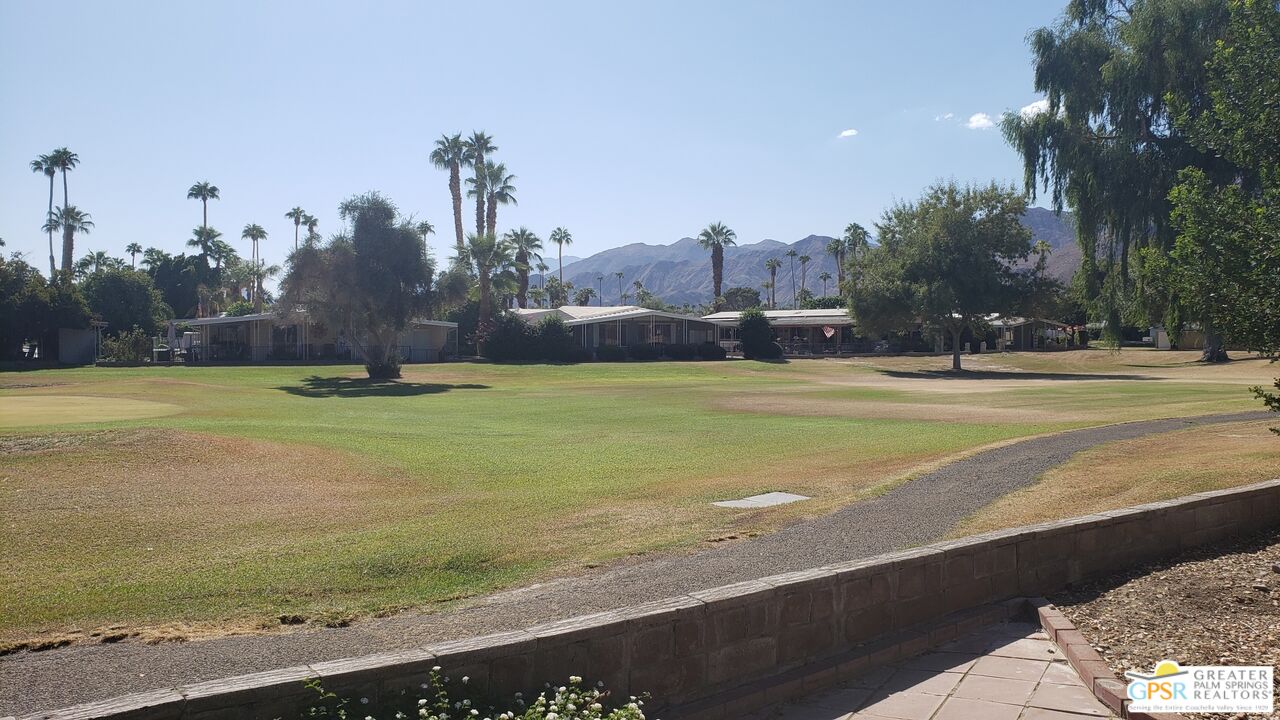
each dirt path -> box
[1,410,1268,716]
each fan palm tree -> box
[49,147,79,209]
[841,222,870,294]
[764,258,782,309]
[697,222,737,305]
[818,271,832,297]
[614,271,625,304]
[481,162,516,237]
[285,207,307,250]
[126,242,143,268]
[30,153,57,276]
[549,226,572,284]
[466,232,514,348]
[187,226,222,270]
[187,181,220,230]
[302,214,321,245]
[798,255,811,295]
[49,206,93,278]
[536,261,549,290]
[462,132,497,237]
[784,248,799,308]
[416,220,435,240]
[252,262,281,312]
[142,247,170,271]
[529,287,546,309]
[209,238,237,271]
[503,227,542,308]
[241,223,268,308]
[430,133,467,254]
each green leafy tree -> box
[739,307,781,359]
[697,222,737,308]
[722,286,762,311]
[1002,0,1234,357]
[573,287,596,306]
[82,268,173,335]
[278,192,434,378]
[850,181,1035,371]
[430,133,468,254]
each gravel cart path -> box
[2,411,1267,716]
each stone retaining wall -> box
[21,479,1280,720]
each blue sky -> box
[0,1,1063,279]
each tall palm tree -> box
[529,286,546,309]
[536,261,550,290]
[430,133,468,254]
[241,223,268,309]
[303,214,320,244]
[841,222,870,294]
[784,248,799,308]
[818,271,832,297]
[614,271,625,304]
[466,232,514,350]
[480,162,516,237]
[50,206,93,278]
[595,275,605,305]
[549,227,572,284]
[187,181,220,230]
[503,227,542,308]
[764,258,781,309]
[762,281,774,308]
[30,153,57,276]
[416,220,435,240]
[799,255,811,295]
[142,247,170,271]
[285,207,307,250]
[126,242,143,268]
[462,132,497,237]
[49,148,80,275]
[187,226,222,269]
[697,222,737,305]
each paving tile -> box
[804,688,875,712]
[775,703,853,720]
[936,635,992,653]
[899,651,978,674]
[986,622,1043,638]
[952,674,1037,705]
[878,668,963,696]
[1021,708,1113,720]
[932,697,1024,720]
[855,690,946,720]
[969,654,1049,681]
[1041,661,1085,686]
[847,665,895,689]
[1027,682,1110,716]
[986,637,1058,661]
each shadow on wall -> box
[276,376,491,398]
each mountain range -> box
[533,207,1079,307]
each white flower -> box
[419,699,428,706]
[461,675,469,684]
[470,711,478,717]
[569,675,582,684]
[432,665,442,672]
[591,703,603,711]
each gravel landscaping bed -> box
[1053,527,1280,720]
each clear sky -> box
[0,1,1064,280]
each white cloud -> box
[838,128,859,138]
[1019,99,1050,119]
[934,112,954,122]
[966,112,995,130]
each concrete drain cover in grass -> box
[712,492,810,509]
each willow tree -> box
[278,192,433,379]
[1002,0,1235,359]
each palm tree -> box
[841,222,870,294]
[549,227,572,284]
[126,242,143,268]
[762,281,774,307]
[209,238,237,271]
[417,220,435,240]
[285,207,307,250]
[462,132,497,237]
[614,271,625,304]
[799,255,812,295]
[74,250,115,280]
[697,222,737,306]
[430,133,468,254]
[187,181,220,230]
[50,206,93,278]
[479,162,516,237]
[303,214,320,245]
[574,287,597,306]
[818,271,832,297]
[764,258,781,309]
[503,227,542,308]
[30,153,57,276]
[241,223,268,309]
[142,247,170,271]
[187,226,222,269]
[784,248,799,308]
[49,148,80,275]
[595,275,605,305]
[536,261,550,290]
[465,232,514,350]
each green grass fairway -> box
[0,349,1272,645]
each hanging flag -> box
[823,325,836,338]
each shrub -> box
[563,346,594,363]
[595,345,627,362]
[481,314,536,362]
[534,315,578,361]
[628,343,661,361]
[697,341,727,360]
[99,326,151,363]
[303,670,648,720]
[664,343,696,360]
[225,300,255,317]
[739,307,783,359]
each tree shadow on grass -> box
[875,369,1156,382]
[276,375,490,398]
